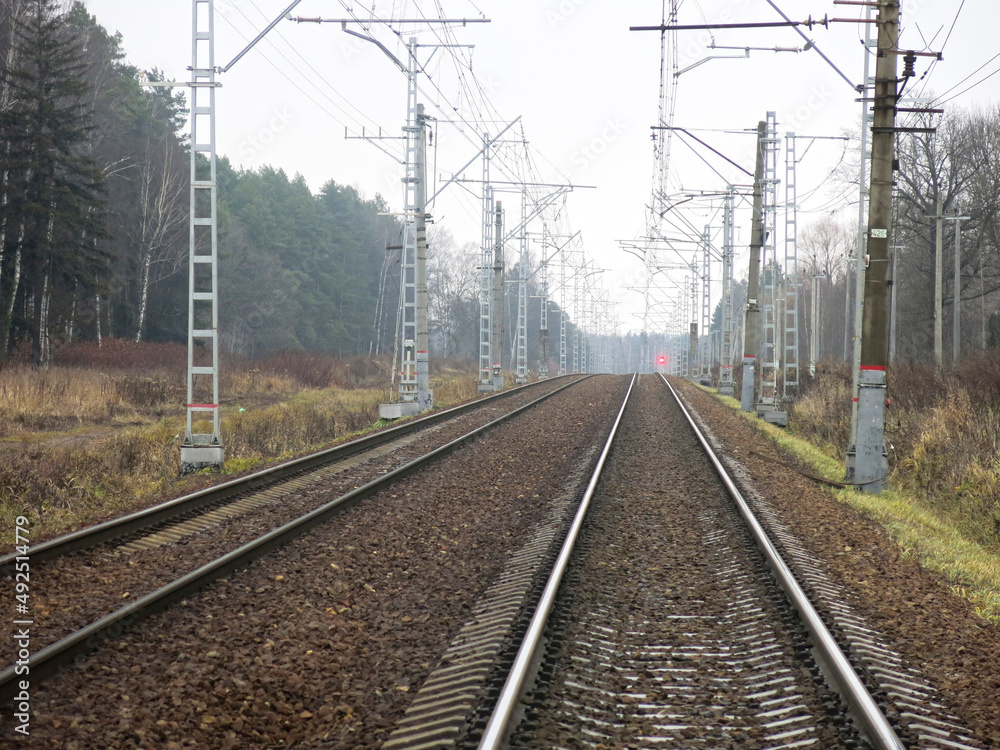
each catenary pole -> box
[947,213,970,362]
[933,193,945,370]
[178,0,308,470]
[854,0,899,493]
[741,122,767,412]
[181,0,224,473]
[844,1,876,480]
[492,202,504,390]
[718,186,736,396]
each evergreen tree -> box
[0,0,106,363]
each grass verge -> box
[0,357,483,551]
[712,388,1000,624]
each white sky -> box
[81,0,1000,332]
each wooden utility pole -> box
[854,0,899,492]
[741,121,767,412]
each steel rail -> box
[660,374,906,750]
[0,376,589,703]
[0,376,583,572]
[477,373,637,750]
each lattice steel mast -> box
[783,131,800,398]
[719,186,736,396]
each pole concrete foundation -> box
[741,356,756,412]
[854,367,888,491]
[181,445,225,475]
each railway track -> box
[6,374,991,749]
[0,375,588,701]
[0,375,581,571]
[384,374,984,750]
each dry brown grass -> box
[0,369,180,433]
[0,421,182,542]
[790,359,1000,550]
[0,345,481,548]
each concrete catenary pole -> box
[492,202,504,390]
[810,273,825,376]
[933,193,945,370]
[855,0,899,493]
[741,121,767,412]
[948,213,970,361]
[844,1,877,480]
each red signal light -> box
[656,355,667,366]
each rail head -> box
[0,374,592,704]
[0,374,589,570]
[659,374,906,750]
[477,373,637,750]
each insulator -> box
[902,51,916,78]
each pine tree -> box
[0,0,106,364]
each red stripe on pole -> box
[860,365,887,371]
[187,404,218,408]
[853,398,858,402]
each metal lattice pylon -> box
[478,140,494,390]
[700,225,711,379]
[515,191,529,383]
[783,132,800,398]
[559,254,567,376]
[182,0,223,472]
[718,186,736,395]
[398,39,425,405]
[538,236,549,379]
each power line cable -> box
[216,5,403,160]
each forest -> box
[0,1,430,365]
[792,104,1000,365]
[6,1,1000,374]
[0,0,576,370]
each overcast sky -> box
[81,0,1000,331]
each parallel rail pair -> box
[0,375,587,702]
[477,373,907,750]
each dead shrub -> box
[55,339,187,375]
[113,376,172,409]
[790,358,1000,550]
[223,403,340,459]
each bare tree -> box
[892,108,998,358]
[800,216,851,281]
[130,131,187,341]
[799,216,853,360]
[427,226,479,358]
